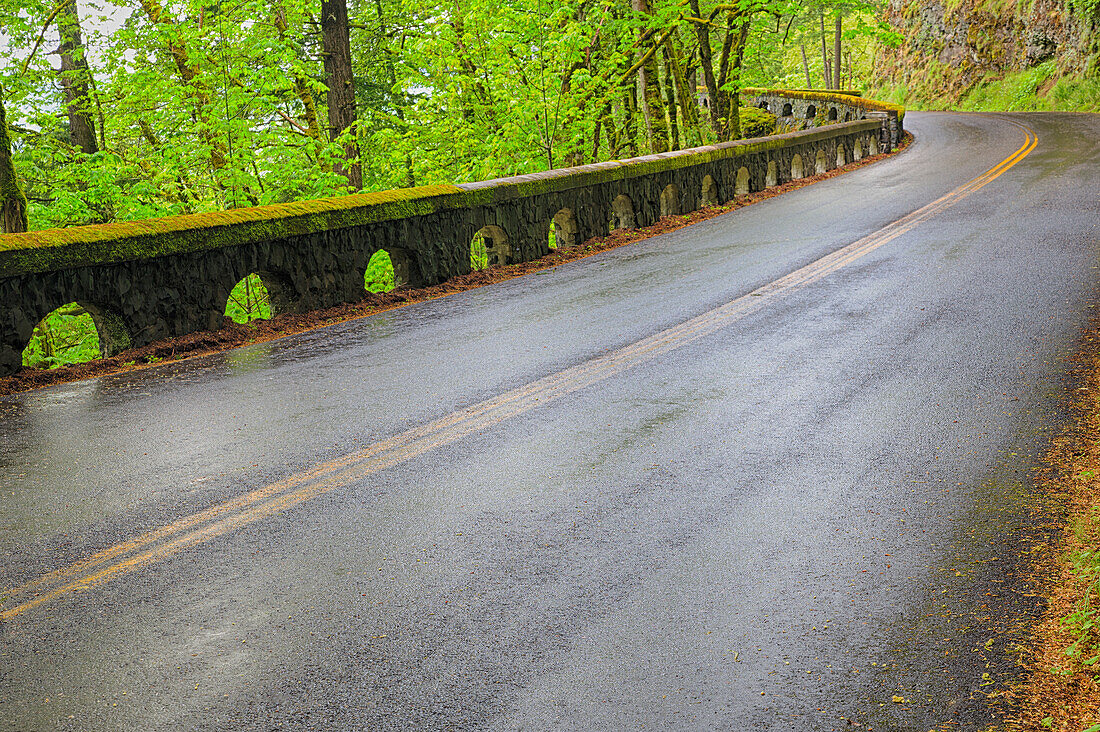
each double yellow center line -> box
[0,119,1038,622]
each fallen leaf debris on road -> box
[1005,320,1100,729]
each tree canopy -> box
[0,0,892,232]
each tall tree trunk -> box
[636,73,651,152]
[715,11,748,140]
[591,100,613,162]
[632,0,668,153]
[666,37,699,146]
[801,43,812,88]
[833,13,843,91]
[689,0,723,140]
[660,49,680,150]
[321,0,362,189]
[0,91,28,234]
[86,70,107,150]
[57,0,98,155]
[623,86,639,157]
[724,18,750,139]
[820,10,832,89]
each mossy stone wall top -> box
[457,119,879,200]
[0,114,890,279]
[742,87,906,122]
[0,184,466,279]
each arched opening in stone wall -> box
[791,154,804,180]
[766,160,778,188]
[805,105,817,120]
[660,184,681,217]
[610,194,636,230]
[472,225,511,269]
[470,231,488,269]
[757,101,769,111]
[364,248,412,292]
[781,103,793,117]
[700,175,718,207]
[226,273,273,323]
[853,139,863,162]
[836,144,846,168]
[735,167,750,196]
[365,249,395,292]
[815,149,828,175]
[22,305,98,369]
[550,208,578,250]
[828,107,838,121]
[21,301,131,370]
[844,112,852,122]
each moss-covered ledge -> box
[0,106,890,278]
[782,88,864,97]
[458,119,881,202]
[742,87,906,122]
[0,184,466,278]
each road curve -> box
[2,111,1099,730]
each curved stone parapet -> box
[0,104,901,377]
[743,88,905,151]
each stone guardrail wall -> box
[743,88,905,150]
[0,92,901,376]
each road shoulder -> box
[1006,319,1100,730]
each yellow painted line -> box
[0,119,1039,622]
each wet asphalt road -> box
[2,112,1100,730]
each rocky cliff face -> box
[878,0,1095,100]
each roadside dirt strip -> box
[1007,321,1100,730]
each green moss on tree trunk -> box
[0,90,28,234]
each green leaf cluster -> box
[0,0,890,234]
[364,249,396,293]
